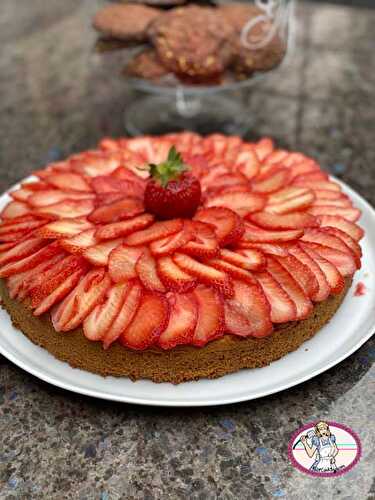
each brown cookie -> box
[124,49,169,80]
[149,6,235,79]
[220,3,286,75]
[93,4,161,42]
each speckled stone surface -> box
[0,1,374,499]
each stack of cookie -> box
[93,2,287,85]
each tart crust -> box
[0,278,351,384]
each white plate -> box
[0,179,374,407]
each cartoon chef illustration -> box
[300,421,339,472]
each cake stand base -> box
[124,93,251,136]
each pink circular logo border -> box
[288,421,362,478]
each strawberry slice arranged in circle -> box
[108,245,145,283]
[266,256,313,320]
[191,285,224,346]
[300,243,345,294]
[35,218,93,239]
[158,292,198,349]
[52,268,111,331]
[102,280,142,349]
[205,191,266,217]
[180,221,218,258]
[219,248,265,271]
[248,211,318,230]
[60,228,98,254]
[135,248,166,292]
[156,256,197,293]
[124,219,183,246]
[83,282,131,341]
[255,271,297,323]
[194,207,244,246]
[242,222,304,243]
[224,279,272,338]
[273,254,319,300]
[317,215,364,241]
[34,199,95,220]
[120,291,170,350]
[95,214,154,241]
[149,222,194,256]
[1,201,31,220]
[83,238,123,266]
[88,197,144,224]
[252,167,291,194]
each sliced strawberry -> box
[292,171,329,184]
[300,243,345,294]
[248,211,318,230]
[135,248,166,292]
[0,218,46,236]
[1,201,30,219]
[254,137,274,161]
[224,279,272,337]
[95,192,128,206]
[317,215,364,241]
[266,191,315,214]
[102,280,142,349]
[44,172,92,192]
[180,221,218,258]
[281,152,306,167]
[108,244,144,282]
[29,255,88,307]
[0,242,61,278]
[208,173,248,193]
[157,256,197,293]
[235,147,260,180]
[10,188,32,202]
[83,239,123,266]
[35,218,93,238]
[60,228,98,254]
[252,167,291,194]
[83,282,130,341]
[242,222,303,243]
[88,197,144,224]
[120,291,169,350]
[112,166,146,186]
[288,244,330,301]
[301,228,358,265]
[313,189,347,201]
[95,214,154,241]
[33,270,85,316]
[308,206,361,222]
[70,152,122,177]
[0,237,46,267]
[268,186,311,205]
[300,241,356,277]
[34,199,95,219]
[91,175,144,199]
[150,222,193,256]
[173,253,232,295]
[274,254,319,299]
[28,189,94,207]
[322,226,362,263]
[219,248,265,271]
[7,254,64,300]
[0,230,33,243]
[0,241,26,253]
[194,207,244,246]
[200,165,229,188]
[266,256,313,319]
[191,285,224,346]
[288,160,320,179]
[21,181,49,191]
[52,268,111,331]
[205,257,257,283]
[206,191,266,216]
[294,180,341,192]
[255,271,297,322]
[311,197,351,208]
[263,149,289,166]
[124,219,183,246]
[237,241,290,257]
[158,292,198,349]
[99,138,120,152]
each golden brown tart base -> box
[0,279,350,384]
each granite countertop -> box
[0,1,374,499]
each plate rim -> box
[0,177,374,407]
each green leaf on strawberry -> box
[149,147,189,187]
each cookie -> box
[125,49,169,80]
[220,3,286,75]
[93,4,161,42]
[149,6,235,79]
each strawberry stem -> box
[148,147,189,187]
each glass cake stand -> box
[121,0,293,136]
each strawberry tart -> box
[0,133,363,383]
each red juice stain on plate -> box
[354,282,366,296]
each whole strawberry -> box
[144,147,202,219]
